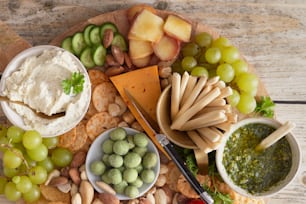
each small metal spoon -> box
[255,121,296,152]
[0,95,65,119]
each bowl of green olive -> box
[85,127,160,200]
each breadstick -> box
[171,87,221,130]
[197,105,232,115]
[212,80,226,89]
[197,127,221,142]
[180,75,197,106]
[217,86,233,99]
[187,131,212,153]
[171,72,181,120]
[198,132,221,150]
[214,121,232,132]
[179,110,226,131]
[194,85,213,103]
[205,76,220,86]
[179,76,207,114]
[226,113,238,123]
[179,71,189,102]
[207,98,226,107]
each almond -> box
[103,29,114,48]
[124,52,133,69]
[80,180,94,204]
[69,167,81,185]
[49,176,69,187]
[154,188,167,204]
[71,151,87,168]
[105,66,125,76]
[111,45,124,65]
[98,192,120,204]
[106,54,120,66]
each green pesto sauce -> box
[223,123,292,194]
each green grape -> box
[227,89,240,107]
[4,182,22,201]
[22,184,40,202]
[0,134,9,152]
[28,166,47,184]
[0,125,8,139]
[221,46,240,64]
[0,176,8,194]
[3,148,23,169]
[27,143,48,162]
[171,60,184,74]
[181,56,197,72]
[195,32,212,47]
[237,93,256,114]
[24,154,37,168]
[231,59,248,76]
[12,142,26,155]
[7,126,24,143]
[190,66,209,77]
[3,167,19,178]
[208,68,217,77]
[211,36,231,48]
[205,47,221,64]
[236,72,259,93]
[42,137,58,149]
[216,63,235,82]
[182,42,200,56]
[51,147,72,167]
[37,157,54,173]
[13,175,32,193]
[22,130,42,150]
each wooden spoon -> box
[0,95,65,119]
[255,121,296,152]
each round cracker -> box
[88,69,109,88]
[92,82,117,112]
[70,122,88,152]
[166,162,181,191]
[57,127,77,149]
[85,111,119,140]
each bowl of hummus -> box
[0,45,91,137]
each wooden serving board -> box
[0,8,269,204]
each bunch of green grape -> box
[172,32,259,114]
[0,125,72,202]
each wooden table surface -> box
[0,0,306,203]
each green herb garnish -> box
[62,72,85,95]
[255,96,275,118]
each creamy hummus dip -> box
[2,47,91,136]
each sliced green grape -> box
[190,66,209,77]
[227,89,240,107]
[22,184,40,202]
[4,182,22,201]
[27,143,48,162]
[42,137,58,149]
[182,42,200,57]
[236,72,259,93]
[7,126,24,143]
[28,166,47,184]
[181,56,197,72]
[0,176,8,194]
[13,175,32,193]
[237,93,256,114]
[221,46,240,63]
[205,47,221,64]
[211,36,231,48]
[3,148,23,169]
[216,63,235,83]
[51,147,72,167]
[22,130,42,150]
[231,59,248,76]
[37,157,54,173]
[195,32,212,47]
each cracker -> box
[88,69,109,88]
[166,162,181,191]
[39,184,71,203]
[92,82,117,112]
[86,112,119,140]
[70,122,88,153]
[57,127,76,149]
[84,102,98,120]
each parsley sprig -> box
[255,96,275,118]
[62,72,85,95]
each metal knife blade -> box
[124,89,214,204]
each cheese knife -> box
[124,89,214,204]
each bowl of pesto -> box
[216,117,301,198]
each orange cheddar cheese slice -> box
[110,65,169,158]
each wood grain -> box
[0,1,305,204]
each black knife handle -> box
[156,134,214,204]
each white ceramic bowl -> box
[216,117,301,198]
[85,127,160,200]
[0,45,91,137]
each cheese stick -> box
[197,127,221,142]
[207,98,226,107]
[180,110,227,131]
[187,131,212,153]
[171,87,221,130]
[179,71,189,102]
[171,72,181,120]
[179,76,207,114]
[180,75,197,106]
